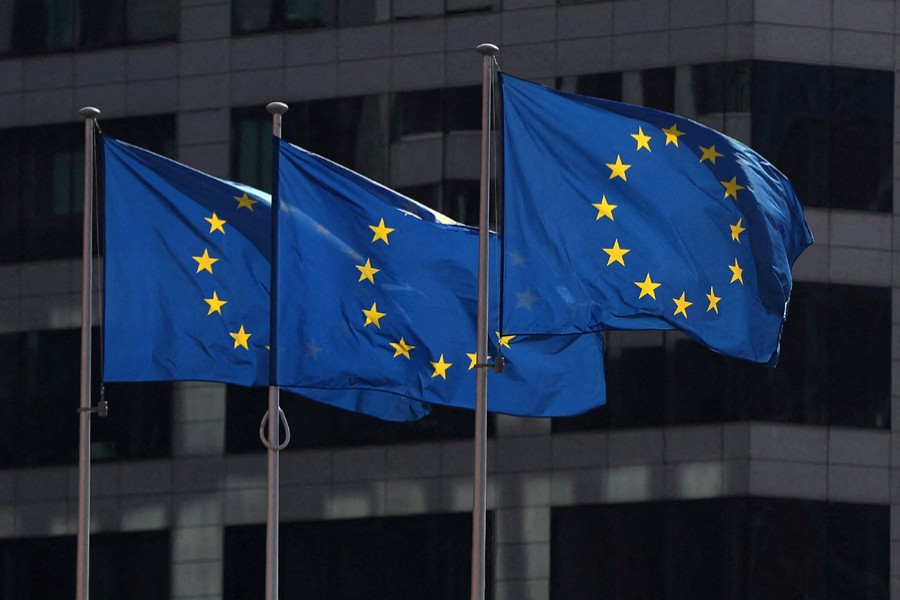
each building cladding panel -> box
[0,0,897,598]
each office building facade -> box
[0,0,895,597]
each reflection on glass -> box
[641,66,675,112]
[0,531,170,599]
[0,115,176,263]
[552,499,888,600]
[752,61,893,212]
[0,328,173,467]
[554,282,890,432]
[225,513,491,599]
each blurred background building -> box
[0,0,895,598]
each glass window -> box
[751,61,893,212]
[0,0,75,55]
[285,0,336,28]
[224,513,491,599]
[78,0,126,48]
[692,61,892,211]
[446,0,497,14]
[233,87,480,224]
[554,282,890,432]
[641,66,675,112]
[232,0,278,33]
[225,384,488,452]
[690,61,751,115]
[391,89,443,140]
[126,0,177,43]
[552,499,888,600]
[0,328,173,466]
[557,72,623,101]
[232,0,387,33]
[0,0,174,56]
[389,86,482,223]
[0,115,175,263]
[231,95,387,192]
[393,0,442,19]
[0,530,170,599]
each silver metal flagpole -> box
[471,43,499,600]
[76,106,100,600]
[264,101,289,600]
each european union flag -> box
[102,136,428,421]
[274,140,605,416]
[500,74,813,364]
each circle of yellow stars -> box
[589,121,750,320]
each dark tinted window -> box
[0,0,175,56]
[751,62,892,212]
[641,66,675,112]
[0,327,172,466]
[555,282,890,432]
[0,530,170,599]
[231,87,481,225]
[231,95,387,192]
[225,513,491,599]
[552,499,888,600]
[557,72,623,101]
[0,115,176,263]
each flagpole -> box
[264,101,289,600]
[472,42,499,600]
[76,106,100,600]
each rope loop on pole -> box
[258,407,291,450]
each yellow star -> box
[204,291,227,315]
[631,127,652,151]
[729,258,744,284]
[205,212,227,234]
[495,332,516,349]
[603,239,630,266]
[390,337,415,359]
[606,155,631,181]
[362,302,386,328]
[230,325,251,350]
[720,176,746,200]
[430,354,452,379]
[592,195,617,221]
[673,292,692,318]
[235,193,258,211]
[369,218,395,244]
[730,218,746,242]
[356,258,380,284]
[662,123,685,147]
[634,273,661,299]
[699,145,723,164]
[193,248,219,274]
[706,287,721,313]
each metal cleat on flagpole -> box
[473,355,505,373]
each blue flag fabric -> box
[102,136,428,421]
[500,73,813,364]
[274,140,605,417]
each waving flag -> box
[102,136,428,421]
[500,73,813,364]
[274,140,605,417]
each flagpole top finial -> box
[78,107,101,119]
[267,102,289,115]
[476,43,499,56]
